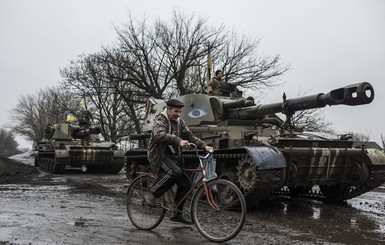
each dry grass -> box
[0,156,39,184]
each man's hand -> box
[179,140,190,149]
[204,145,214,153]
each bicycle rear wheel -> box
[126,175,166,230]
[191,179,246,242]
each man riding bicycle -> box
[147,98,214,224]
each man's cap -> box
[166,99,184,108]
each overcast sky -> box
[1,0,384,149]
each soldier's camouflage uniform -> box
[207,76,223,95]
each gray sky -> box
[1,0,384,148]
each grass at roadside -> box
[0,156,39,184]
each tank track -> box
[105,157,125,174]
[38,156,68,174]
[86,157,125,174]
[273,165,385,202]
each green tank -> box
[125,82,385,204]
[35,110,125,174]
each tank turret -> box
[71,124,102,140]
[125,81,385,206]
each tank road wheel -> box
[236,156,258,192]
[319,184,349,202]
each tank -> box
[125,82,385,204]
[35,110,125,174]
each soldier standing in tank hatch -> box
[146,98,214,224]
[43,123,54,139]
[207,69,224,95]
[78,109,93,127]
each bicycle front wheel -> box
[126,175,166,230]
[191,179,247,242]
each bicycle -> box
[126,143,247,242]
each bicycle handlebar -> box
[189,143,211,159]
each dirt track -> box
[1,153,385,244]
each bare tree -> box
[344,131,371,142]
[59,10,289,141]
[216,34,287,93]
[10,87,80,143]
[291,109,333,133]
[111,10,288,97]
[0,129,19,156]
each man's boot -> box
[170,212,192,225]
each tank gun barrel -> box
[227,82,374,120]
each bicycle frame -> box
[178,164,220,211]
[168,143,220,212]
[136,143,219,212]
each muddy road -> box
[1,153,385,245]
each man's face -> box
[217,72,223,78]
[167,107,182,121]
